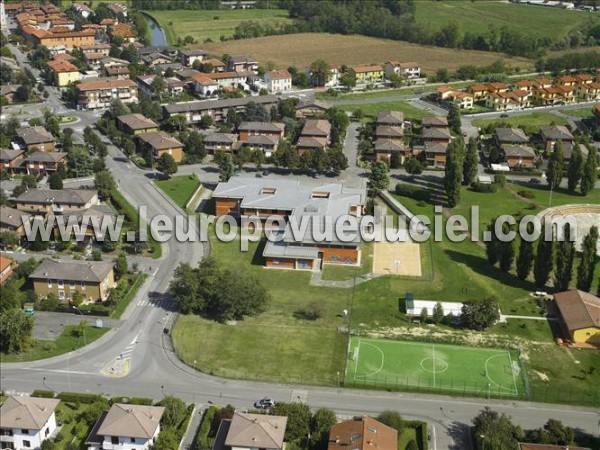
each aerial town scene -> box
[0,0,599,449]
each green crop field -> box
[144,9,292,44]
[414,1,597,41]
[346,337,527,398]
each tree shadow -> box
[446,421,473,450]
[250,238,267,266]
[147,290,177,312]
[444,249,538,293]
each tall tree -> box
[461,297,500,331]
[566,143,583,193]
[368,161,390,194]
[498,222,515,273]
[463,137,478,185]
[580,145,597,196]
[554,223,575,291]
[447,103,462,135]
[94,170,116,199]
[546,141,564,190]
[309,59,331,87]
[485,219,499,266]
[0,310,34,353]
[576,225,598,292]
[444,139,464,207]
[533,225,554,288]
[219,153,235,182]
[472,408,524,450]
[516,234,535,281]
[156,153,178,178]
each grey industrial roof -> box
[15,189,97,205]
[164,95,278,115]
[0,396,60,430]
[263,237,320,259]
[495,127,528,144]
[30,258,114,283]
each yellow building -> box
[30,259,116,303]
[47,60,81,87]
[350,64,384,84]
[554,290,600,344]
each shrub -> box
[494,173,507,187]
[394,183,431,202]
[31,390,55,398]
[517,189,535,199]
[196,406,218,449]
[57,392,103,404]
[471,182,499,193]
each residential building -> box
[212,411,287,450]
[0,84,18,103]
[435,86,454,101]
[495,127,529,146]
[0,396,60,450]
[154,62,184,75]
[141,52,173,68]
[109,23,135,42]
[139,46,178,60]
[295,100,330,119]
[0,149,25,173]
[238,122,285,142]
[191,71,248,95]
[595,103,600,125]
[467,84,489,101]
[117,114,159,135]
[502,145,537,168]
[515,79,535,93]
[137,131,184,163]
[104,64,130,80]
[163,95,279,124]
[21,25,95,50]
[46,59,80,87]
[76,79,138,109]
[374,112,405,163]
[14,189,99,216]
[576,82,600,102]
[518,444,591,450]
[485,82,508,94]
[179,48,206,67]
[214,177,366,269]
[201,58,226,72]
[21,150,67,175]
[0,254,14,284]
[204,133,238,154]
[553,290,600,344]
[328,417,397,450]
[72,2,93,19]
[264,69,292,93]
[377,110,404,127]
[422,127,451,146]
[556,75,578,87]
[539,125,575,151]
[0,205,31,237]
[532,78,553,90]
[421,116,448,128]
[373,140,406,163]
[238,135,280,157]
[85,404,164,450]
[80,43,111,57]
[350,64,384,84]
[296,119,331,153]
[107,2,128,17]
[30,258,116,303]
[448,91,474,109]
[15,127,55,152]
[228,55,258,73]
[384,61,421,79]
[574,74,593,85]
[424,143,448,167]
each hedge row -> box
[57,392,103,404]
[110,396,154,406]
[394,183,432,202]
[470,182,500,193]
[31,390,55,398]
[195,406,218,450]
[404,420,428,450]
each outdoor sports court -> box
[346,337,527,398]
[372,240,422,277]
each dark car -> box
[254,398,275,409]
[500,113,509,118]
[529,178,541,184]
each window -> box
[21,429,29,435]
[47,279,53,288]
[58,291,65,300]
[130,437,136,443]
[22,440,31,448]
[69,281,75,289]
[58,280,64,288]
[45,428,49,436]
[111,436,119,445]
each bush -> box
[494,173,507,187]
[110,396,154,405]
[517,189,535,199]
[31,390,56,398]
[196,406,218,450]
[57,392,103,404]
[471,182,499,193]
[394,183,431,202]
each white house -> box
[85,404,165,450]
[264,69,292,94]
[0,396,61,450]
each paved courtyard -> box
[32,311,121,341]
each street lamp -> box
[480,434,486,450]
[72,305,87,345]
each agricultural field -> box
[202,33,534,74]
[145,9,292,44]
[414,0,597,41]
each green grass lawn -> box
[340,101,431,120]
[144,9,292,44]
[473,112,567,132]
[172,230,351,386]
[508,182,599,208]
[346,337,527,398]
[0,326,109,363]
[317,81,472,102]
[414,0,597,41]
[563,107,595,118]
[155,175,201,209]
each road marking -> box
[24,368,96,376]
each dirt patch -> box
[203,33,533,73]
[373,240,422,277]
[531,370,550,382]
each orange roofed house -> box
[213,177,366,270]
[328,417,398,450]
[0,255,14,285]
[21,25,95,50]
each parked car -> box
[254,398,275,409]
[529,178,541,184]
[499,113,509,118]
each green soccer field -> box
[345,337,527,398]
